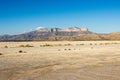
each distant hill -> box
[0,27,120,41]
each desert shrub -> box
[40,44,62,47]
[23,51,27,53]
[18,50,27,53]
[68,48,71,50]
[40,45,46,47]
[76,44,80,46]
[19,50,23,53]
[80,43,84,45]
[64,49,67,50]
[0,53,3,55]
[76,43,84,46]
[58,49,61,51]
[90,43,92,45]
[19,45,25,47]
[64,43,72,46]
[19,44,34,47]
[40,44,53,47]
[68,43,72,46]
[40,45,43,47]
[25,44,34,47]
[58,44,62,46]
[99,43,103,45]
[46,44,51,46]
[95,43,97,45]
[105,43,110,45]
[91,47,93,49]
[112,42,118,44]
[4,46,8,48]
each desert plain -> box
[0,41,120,80]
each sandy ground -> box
[0,41,120,80]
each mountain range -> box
[0,27,120,41]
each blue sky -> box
[0,0,120,34]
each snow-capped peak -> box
[35,27,46,30]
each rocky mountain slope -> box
[0,27,120,41]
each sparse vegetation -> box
[80,43,84,45]
[111,42,120,44]
[64,43,72,46]
[19,45,25,47]
[76,44,80,46]
[99,43,103,45]
[18,50,26,53]
[90,43,92,45]
[25,44,34,47]
[4,45,8,48]
[19,50,23,53]
[40,44,53,47]
[95,43,97,45]
[105,43,110,45]
[68,48,71,50]
[76,43,84,46]
[64,49,67,50]
[64,48,71,50]
[58,44,62,46]
[19,44,34,47]
[58,49,61,51]
[0,41,120,80]
[0,53,3,55]
[40,43,73,47]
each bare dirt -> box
[0,41,120,80]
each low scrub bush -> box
[105,43,110,45]
[19,45,25,47]
[95,43,97,45]
[19,44,34,47]
[99,43,103,45]
[19,50,23,53]
[64,43,72,46]
[58,49,61,51]
[91,47,93,49]
[76,43,84,46]
[80,43,84,45]
[64,49,67,50]
[68,48,71,50]
[4,46,8,48]
[25,44,34,47]
[18,50,26,53]
[0,53,3,55]
[41,44,53,47]
[90,43,92,45]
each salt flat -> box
[0,41,120,80]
